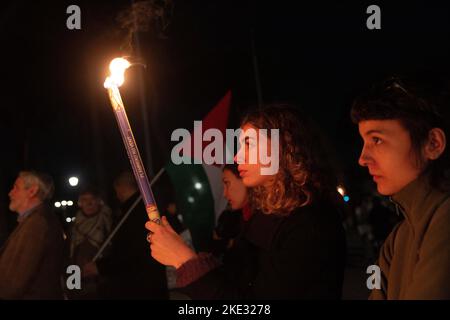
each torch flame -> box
[104,58,131,88]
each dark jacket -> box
[97,192,168,299]
[209,209,244,257]
[0,204,64,299]
[178,198,347,299]
[370,174,450,299]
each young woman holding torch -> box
[146,105,347,299]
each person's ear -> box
[424,128,446,160]
[27,184,39,199]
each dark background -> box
[1,0,450,226]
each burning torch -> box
[103,57,160,223]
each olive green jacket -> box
[370,175,450,300]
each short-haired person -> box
[0,171,64,299]
[352,76,450,299]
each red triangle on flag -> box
[202,90,231,135]
[179,90,232,165]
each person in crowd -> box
[210,163,251,256]
[146,105,347,299]
[83,171,168,299]
[68,187,112,299]
[352,76,450,299]
[0,171,64,299]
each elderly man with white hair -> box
[0,171,64,299]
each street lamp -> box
[68,177,79,187]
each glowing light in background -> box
[337,186,345,197]
[68,176,79,187]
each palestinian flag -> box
[165,91,231,251]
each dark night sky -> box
[1,0,450,208]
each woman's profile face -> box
[358,119,426,195]
[222,169,248,210]
[235,123,276,188]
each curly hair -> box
[241,105,337,215]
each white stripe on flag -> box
[202,163,228,225]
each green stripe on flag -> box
[165,160,215,252]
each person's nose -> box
[358,145,372,167]
[234,145,245,164]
